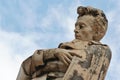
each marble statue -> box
[17,6,111,80]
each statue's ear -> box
[58,43,63,48]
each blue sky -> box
[0,0,120,80]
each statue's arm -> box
[17,48,73,80]
[33,48,73,66]
[17,56,32,80]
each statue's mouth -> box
[75,34,81,39]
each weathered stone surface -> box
[63,44,111,80]
[17,6,111,80]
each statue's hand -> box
[54,49,83,66]
[54,49,72,66]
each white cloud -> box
[0,29,39,79]
[0,42,19,79]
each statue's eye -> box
[79,24,85,29]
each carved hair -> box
[77,6,108,41]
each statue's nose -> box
[74,29,79,33]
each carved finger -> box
[69,52,82,58]
[60,56,69,66]
[66,53,73,60]
[64,55,71,64]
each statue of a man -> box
[17,6,111,80]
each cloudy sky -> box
[0,0,120,80]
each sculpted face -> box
[74,16,95,41]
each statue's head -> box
[74,6,108,41]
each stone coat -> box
[16,39,111,80]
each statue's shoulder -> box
[101,44,112,61]
[88,41,110,47]
[88,41,112,60]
